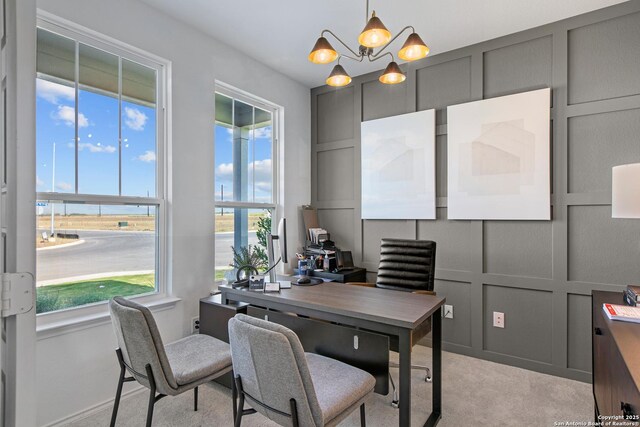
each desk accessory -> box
[298,259,310,276]
[603,303,640,323]
[266,218,288,283]
[264,282,280,292]
[624,285,640,306]
[293,276,324,286]
[232,265,258,289]
[249,274,265,291]
[296,276,311,285]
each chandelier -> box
[308,0,430,87]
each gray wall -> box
[310,0,640,383]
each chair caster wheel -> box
[391,400,399,409]
[425,375,432,383]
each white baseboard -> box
[41,384,146,427]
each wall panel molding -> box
[310,1,640,382]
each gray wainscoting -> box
[310,1,640,382]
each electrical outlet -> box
[493,311,505,328]
[192,317,200,334]
[443,304,454,319]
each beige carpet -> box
[68,347,593,427]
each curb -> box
[36,239,86,252]
[36,270,154,287]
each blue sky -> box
[214,122,273,204]
[36,78,157,198]
[37,77,273,208]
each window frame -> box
[35,11,174,330]
[213,82,281,280]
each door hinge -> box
[1,273,34,317]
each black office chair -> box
[346,238,436,408]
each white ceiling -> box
[139,0,627,88]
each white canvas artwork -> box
[361,109,436,220]
[447,88,551,220]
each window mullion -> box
[252,106,255,203]
[74,40,79,194]
[118,57,122,196]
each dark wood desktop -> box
[220,281,446,427]
[592,291,640,421]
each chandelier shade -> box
[310,1,429,87]
[326,64,352,87]
[358,12,391,48]
[379,61,405,84]
[398,32,430,61]
[308,36,339,64]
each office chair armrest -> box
[345,282,376,288]
[412,290,436,296]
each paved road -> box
[36,229,257,282]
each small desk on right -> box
[592,291,640,421]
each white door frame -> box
[2,0,37,426]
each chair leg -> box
[194,386,198,411]
[146,385,156,427]
[145,364,158,427]
[110,349,127,427]
[425,367,432,382]
[389,374,399,409]
[360,403,366,427]
[232,373,238,422]
[290,399,299,427]
[234,377,244,427]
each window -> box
[214,87,279,281]
[35,23,166,314]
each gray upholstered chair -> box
[109,296,234,427]
[346,238,437,408]
[228,313,375,427]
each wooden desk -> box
[220,282,446,427]
[592,291,640,421]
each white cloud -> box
[216,159,272,194]
[36,176,44,187]
[54,105,89,128]
[78,142,116,153]
[56,181,73,191]
[137,150,156,163]
[124,107,148,131]
[254,126,272,139]
[217,162,234,177]
[36,79,74,104]
[251,159,272,193]
[250,159,272,181]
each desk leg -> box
[221,292,229,305]
[399,328,412,427]
[424,307,442,427]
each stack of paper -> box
[603,303,640,324]
[308,228,329,244]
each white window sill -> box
[36,295,181,340]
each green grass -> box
[215,267,232,281]
[36,273,155,314]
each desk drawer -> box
[247,307,390,395]
[612,347,640,420]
